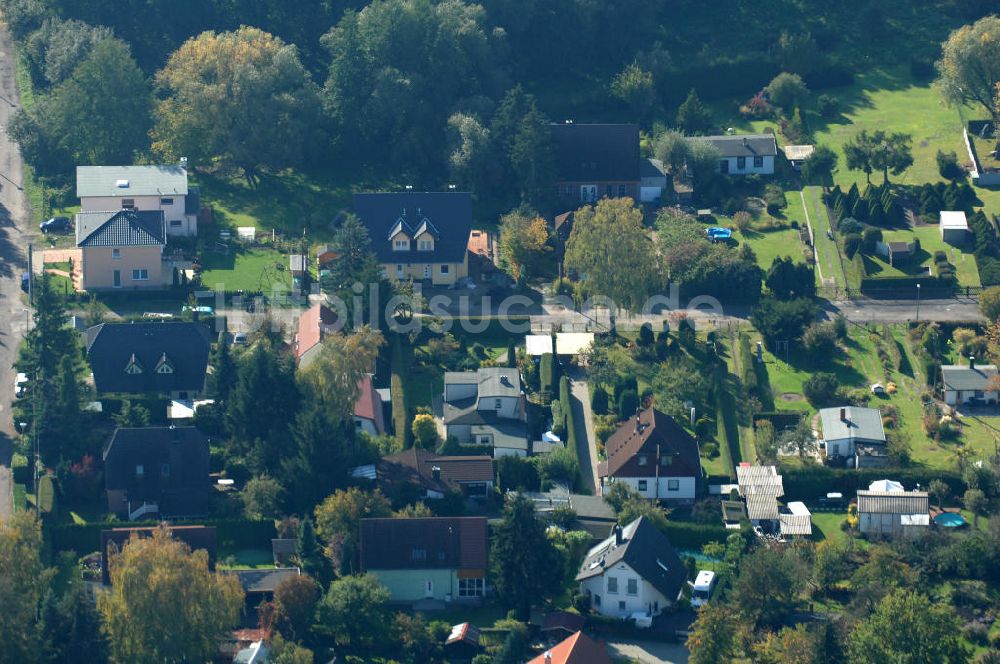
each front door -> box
[113,270,121,288]
[580,185,597,203]
[424,580,434,598]
[423,264,431,280]
[719,159,730,174]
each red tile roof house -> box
[598,408,703,504]
[362,447,494,500]
[527,631,613,664]
[294,302,386,436]
[360,517,488,604]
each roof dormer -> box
[155,353,174,374]
[124,353,143,375]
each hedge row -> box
[49,518,277,556]
[560,376,578,457]
[660,520,730,548]
[390,333,409,448]
[781,466,965,501]
[859,275,953,293]
[540,353,558,398]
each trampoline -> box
[933,512,968,528]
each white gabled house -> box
[443,368,528,457]
[76,161,200,237]
[700,133,778,176]
[575,517,686,619]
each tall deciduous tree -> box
[936,16,1000,121]
[297,325,384,421]
[0,513,51,662]
[730,546,807,628]
[611,62,656,121]
[848,590,970,664]
[153,27,321,186]
[98,527,244,663]
[316,574,390,649]
[490,494,563,618]
[272,574,320,642]
[564,198,660,313]
[498,209,551,281]
[801,144,838,186]
[23,18,113,88]
[843,130,913,184]
[687,604,744,664]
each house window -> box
[169,219,182,227]
[355,420,363,429]
[113,270,121,288]
[135,465,144,476]
[719,160,729,174]
[112,248,121,259]
[753,156,764,168]
[668,479,680,491]
[458,578,484,597]
[132,269,149,281]
[411,549,427,562]
[627,578,638,595]
[440,264,449,274]
[737,156,746,169]
[638,480,648,492]
[418,240,433,251]
[607,576,618,594]
[495,399,502,410]
[121,199,135,208]
[618,184,627,197]
[396,264,405,277]
[638,455,648,466]
[618,601,626,611]
[479,436,490,445]
[160,197,174,205]
[160,464,170,477]
[661,455,672,466]
[393,239,409,251]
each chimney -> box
[839,408,846,422]
[432,466,441,482]
[614,524,623,547]
[544,652,552,664]
[743,137,749,147]
[970,356,975,370]
[179,156,188,171]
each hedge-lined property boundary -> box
[782,466,964,500]
[49,518,277,556]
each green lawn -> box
[739,226,804,272]
[12,484,26,513]
[809,511,849,546]
[217,548,275,570]
[199,246,292,293]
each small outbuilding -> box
[289,254,307,276]
[783,144,815,170]
[555,332,595,357]
[525,334,554,356]
[886,241,912,266]
[940,211,969,245]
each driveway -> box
[568,372,599,494]
[606,640,689,664]
[0,21,31,519]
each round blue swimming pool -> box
[934,512,968,528]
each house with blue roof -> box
[353,191,472,286]
[75,208,166,290]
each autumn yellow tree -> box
[498,209,551,281]
[936,17,1000,121]
[0,513,52,662]
[152,26,321,187]
[98,527,244,663]
[297,325,385,420]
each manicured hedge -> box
[49,518,277,556]
[560,376,578,455]
[860,275,953,295]
[659,520,729,548]
[781,466,964,501]
[540,353,557,399]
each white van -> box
[691,570,716,608]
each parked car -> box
[14,373,29,398]
[181,305,214,315]
[20,272,29,293]
[232,332,248,346]
[142,312,175,320]
[39,216,71,233]
[691,570,716,608]
[629,612,653,629]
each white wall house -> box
[941,361,999,406]
[819,406,886,461]
[77,163,199,237]
[576,518,686,620]
[701,134,778,176]
[605,476,697,502]
[443,368,528,457]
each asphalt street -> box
[0,21,30,519]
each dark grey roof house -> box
[86,322,211,396]
[353,192,472,285]
[550,123,642,203]
[443,368,528,456]
[941,360,999,406]
[700,134,779,158]
[75,209,166,247]
[103,426,210,520]
[575,516,686,619]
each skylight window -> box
[116,179,130,188]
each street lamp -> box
[916,283,921,322]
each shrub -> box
[700,441,719,458]
[843,233,862,259]
[733,211,752,232]
[763,183,786,213]
[803,372,838,405]
[591,386,609,415]
[832,315,848,339]
[816,94,839,118]
[838,217,863,236]
[539,353,557,399]
[550,400,566,438]
[862,227,882,254]
[617,389,639,421]
[638,323,654,347]
[802,322,838,356]
[936,150,964,180]
[933,250,948,264]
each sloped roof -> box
[295,303,339,365]
[779,501,812,536]
[76,209,166,247]
[377,448,493,494]
[527,631,613,664]
[233,568,300,594]
[737,465,784,521]
[86,322,211,394]
[940,210,968,230]
[101,525,216,585]
[575,516,686,602]
[819,406,886,443]
[857,490,929,515]
[699,133,778,158]
[550,123,641,182]
[353,192,472,265]
[77,164,188,198]
[444,367,521,398]
[354,374,385,435]
[941,364,998,391]
[360,517,487,571]
[599,409,701,479]
[102,426,210,517]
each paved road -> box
[0,22,29,520]
[606,640,689,664]
[568,373,599,495]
